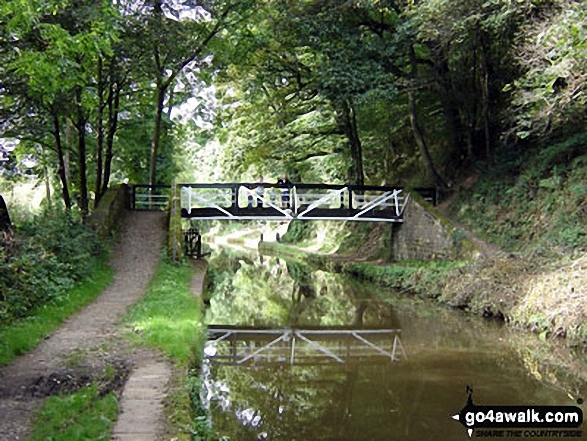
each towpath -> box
[0,211,167,440]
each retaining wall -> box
[391,191,479,261]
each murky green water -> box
[200,247,586,441]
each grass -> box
[29,383,118,441]
[124,257,207,440]
[0,259,113,366]
[124,258,205,365]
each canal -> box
[198,245,586,441]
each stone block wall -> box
[87,184,129,237]
[391,191,479,261]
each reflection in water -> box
[200,247,587,441]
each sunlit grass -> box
[124,259,205,365]
[29,383,118,441]
[123,258,206,440]
[0,259,113,366]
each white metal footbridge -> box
[130,183,436,223]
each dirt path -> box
[0,211,166,441]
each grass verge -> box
[124,258,205,365]
[124,257,206,440]
[0,259,113,366]
[29,383,118,441]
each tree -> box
[1,0,121,215]
[122,0,255,186]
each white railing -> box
[177,184,423,222]
[204,328,406,365]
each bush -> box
[0,210,105,325]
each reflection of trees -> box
[206,247,400,329]
[202,247,587,440]
[286,260,316,302]
[202,362,411,441]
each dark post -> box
[196,231,202,258]
[0,195,11,232]
[232,185,239,215]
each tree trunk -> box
[77,121,89,217]
[336,98,364,186]
[41,144,52,208]
[102,81,120,198]
[75,88,89,217]
[52,113,71,209]
[479,34,493,163]
[94,57,105,207]
[65,120,73,188]
[408,92,447,189]
[433,55,466,163]
[408,45,447,190]
[149,84,167,186]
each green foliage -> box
[0,259,112,365]
[451,132,587,255]
[0,210,106,325]
[280,220,313,244]
[29,383,118,441]
[124,258,204,365]
[187,371,215,441]
[509,0,587,139]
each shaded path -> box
[0,211,166,440]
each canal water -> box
[200,246,586,441]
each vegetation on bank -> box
[124,258,204,365]
[0,210,112,365]
[0,211,107,326]
[0,259,112,366]
[450,133,587,258]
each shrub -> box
[0,210,105,325]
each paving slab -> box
[111,361,171,441]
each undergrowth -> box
[0,259,113,366]
[450,133,587,257]
[0,210,106,325]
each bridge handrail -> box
[176,183,435,203]
[129,183,436,219]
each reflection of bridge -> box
[204,325,406,366]
[130,184,436,223]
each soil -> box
[0,210,167,441]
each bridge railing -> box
[129,183,436,220]
[176,183,436,222]
[204,327,407,366]
[130,184,172,211]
